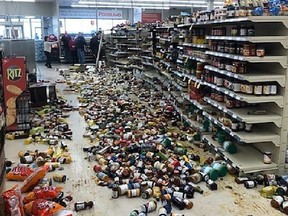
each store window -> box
[59,18,127,34]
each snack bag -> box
[21,165,49,193]
[2,185,25,216]
[24,199,63,216]
[6,166,34,181]
[23,186,62,204]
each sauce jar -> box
[234,100,241,108]
[254,83,263,95]
[250,44,256,56]
[218,42,225,52]
[238,62,246,74]
[243,43,252,56]
[225,62,232,71]
[245,123,253,132]
[263,83,270,95]
[247,26,255,36]
[224,42,230,53]
[225,97,234,109]
[269,83,277,95]
[256,47,265,57]
[238,122,245,130]
[215,75,224,86]
[231,25,238,36]
[231,62,239,73]
[229,42,236,54]
[231,120,239,132]
[245,82,254,94]
[263,152,272,164]
[232,79,241,92]
[239,25,247,36]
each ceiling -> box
[2,0,224,10]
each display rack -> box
[128,14,288,175]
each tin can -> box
[53,174,66,182]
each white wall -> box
[0,2,54,17]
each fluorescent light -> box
[79,0,208,3]
[75,2,207,7]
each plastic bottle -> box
[74,201,94,212]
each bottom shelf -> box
[202,135,278,174]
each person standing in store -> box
[69,36,78,65]
[75,32,87,64]
[61,31,71,63]
[44,35,58,68]
[89,33,99,61]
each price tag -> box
[232,114,237,119]
[230,132,235,137]
[189,24,194,31]
[222,126,226,130]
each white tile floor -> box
[2,63,282,216]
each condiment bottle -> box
[112,184,120,199]
[206,179,218,190]
[53,174,67,182]
[127,189,141,198]
[171,196,186,210]
[141,200,157,213]
[281,200,288,214]
[244,180,257,189]
[74,201,94,212]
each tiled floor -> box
[2,63,281,216]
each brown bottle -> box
[271,195,284,209]
[74,201,94,212]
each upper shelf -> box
[182,54,206,63]
[204,97,282,127]
[204,65,286,87]
[182,73,284,107]
[206,36,288,49]
[182,42,208,49]
[202,111,281,146]
[179,16,288,28]
[202,135,278,174]
[205,51,288,68]
[182,93,210,111]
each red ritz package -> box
[23,186,63,204]
[6,166,34,181]
[24,199,63,216]
[2,185,25,216]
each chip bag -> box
[6,166,34,181]
[23,186,62,204]
[21,165,49,193]
[24,199,63,216]
[2,185,25,216]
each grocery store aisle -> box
[2,63,281,216]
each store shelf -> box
[202,135,278,174]
[177,23,193,28]
[128,56,142,61]
[182,93,210,110]
[204,97,282,127]
[205,51,288,68]
[204,65,285,87]
[111,35,129,39]
[191,16,288,28]
[142,56,153,60]
[128,47,142,51]
[182,54,206,63]
[171,80,186,92]
[206,36,288,49]
[159,37,171,42]
[142,61,154,67]
[202,111,280,146]
[156,25,175,29]
[160,60,173,68]
[111,60,130,65]
[171,69,183,77]
[182,42,208,49]
[204,81,284,107]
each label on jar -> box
[158,207,167,215]
[112,189,119,199]
[24,156,34,163]
[216,77,224,86]
[76,203,86,210]
[274,196,284,205]
[231,122,238,130]
[173,191,185,199]
[119,185,129,195]
[246,181,256,188]
[240,28,247,36]
[282,201,288,209]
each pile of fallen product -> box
[78,69,233,215]
[2,96,80,216]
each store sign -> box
[142,13,161,23]
[59,8,122,19]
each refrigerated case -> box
[2,57,31,132]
